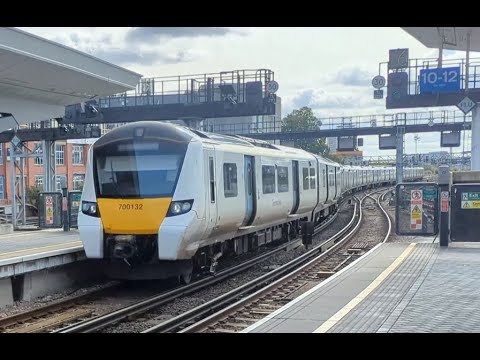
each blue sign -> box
[419,67,461,94]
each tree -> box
[325,153,344,164]
[26,185,41,208]
[281,107,330,156]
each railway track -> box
[53,200,352,333]
[141,188,392,333]
[0,230,308,334]
[0,187,387,333]
[0,282,122,333]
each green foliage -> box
[325,153,345,164]
[281,107,330,156]
[26,185,41,208]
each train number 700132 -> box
[118,204,143,210]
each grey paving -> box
[330,243,437,333]
[247,243,410,333]
[247,240,480,333]
[384,247,480,333]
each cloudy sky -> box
[20,27,472,157]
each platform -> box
[243,240,480,333]
[0,229,83,277]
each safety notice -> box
[410,190,423,230]
[45,196,54,225]
[462,200,480,209]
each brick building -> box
[0,139,92,203]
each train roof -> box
[96,122,424,171]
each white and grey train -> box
[78,122,424,282]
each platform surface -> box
[0,229,82,265]
[244,240,480,333]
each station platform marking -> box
[0,240,83,261]
[313,243,416,333]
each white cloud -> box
[16,27,473,157]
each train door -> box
[243,155,257,226]
[205,146,218,235]
[325,165,330,202]
[334,167,338,199]
[291,160,300,214]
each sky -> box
[19,27,473,158]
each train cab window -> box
[223,163,238,198]
[302,168,309,190]
[277,166,289,192]
[309,168,316,189]
[263,165,276,194]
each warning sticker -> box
[410,201,423,230]
[462,200,480,209]
[45,195,54,225]
[411,205,422,219]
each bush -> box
[25,185,41,208]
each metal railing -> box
[200,109,472,135]
[97,69,275,109]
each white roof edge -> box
[2,27,142,89]
[9,27,143,78]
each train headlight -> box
[167,200,194,217]
[82,201,99,217]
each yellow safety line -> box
[313,243,417,333]
[0,240,82,260]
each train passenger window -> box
[303,168,309,190]
[223,163,238,198]
[277,166,289,192]
[262,165,276,194]
[329,171,334,187]
[309,168,316,189]
[323,169,326,187]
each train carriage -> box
[78,122,423,282]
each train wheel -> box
[180,271,193,285]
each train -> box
[78,121,424,283]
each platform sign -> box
[441,191,449,213]
[461,192,480,209]
[423,188,437,202]
[396,182,438,236]
[419,67,460,94]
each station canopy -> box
[0,27,143,131]
[402,27,480,52]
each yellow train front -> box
[78,122,203,282]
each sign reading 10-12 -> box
[419,66,461,94]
